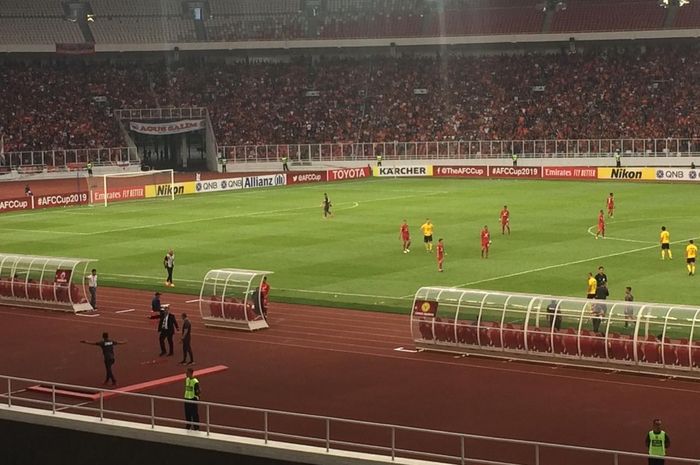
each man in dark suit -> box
[151,306,179,356]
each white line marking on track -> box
[185,299,200,304]
[76,313,100,318]
[454,236,699,288]
[115,308,136,314]
[394,347,419,353]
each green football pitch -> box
[2,177,698,313]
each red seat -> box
[553,333,566,354]
[26,282,40,300]
[12,280,27,299]
[70,285,85,303]
[503,324,520,350]
[40,283,55,301]
[608,333,629,361]
[692,343,700,367]
[456,322,477,345]
[579,335,594,357]
[663,338,679,366]
[677,339,691,367]
[55,285,70,303]
[440,319,456,343]
[641,336,660,364]
[563,329,579,356]
[209,298,223,317]
[434,317,447,342]
[527,327,549,353]
[418,320,434,341]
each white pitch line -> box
[454,236,699,288]
[585,225,655,244]
[115,308,136,314]
[0,227,89,235]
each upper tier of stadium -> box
[1,45,699,153]
[0,0,698,45]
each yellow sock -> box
[669,250,673,259]
[693,264,696,274]
[688,264,693,273]
[661,251,665,259]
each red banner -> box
[413,300,439,318]
[54,269,72,284]
[489,166,541,179]
[327,167,371,181]
[55,43,95,55]
[286,171,327,185]
[434,166,488,178]
[542,166,598,180]
[34,193,89,209]
[91,187,145,204]
[0,197,32,213]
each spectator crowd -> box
[1,45,699,152]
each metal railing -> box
[0,147,138,170]
[1,374,698,465]
[114,107,208,120]
[220,138,700,163]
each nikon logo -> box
[610,169,642,179]
[156,185,185,196]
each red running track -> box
[1,286,700,463]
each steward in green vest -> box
[376,154,382,167]
[184,368,201,430]
[86,161,93,176]
[615,152,621,167]
[511,154,518,167]
[282,156,289,172]
[645,419,670,465]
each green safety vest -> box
[184,377,199,399]
[282,157,288,163]
[376,155,382,162]
[87,162,93,169]
[615,153,621,161]
[512,154,518,161]
[648,430,666,457]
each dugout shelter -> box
[0,253,96,313]
[199,268,272,331]
[412,287,700,378]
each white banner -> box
[373,165,433,177]
[129,120,205,135]
[653,168,700,182]
[195,178,244,193]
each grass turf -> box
[2,177,698,313]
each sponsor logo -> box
[0,198,30,211]
[690,170,698,180]
[597,168,655,180]
[490,166,541,177]
[145,182,195,198]
[195,178,243,193]
[242,174,286,189]
[286,171,326,185]
[156,185,185,196]
[655,169,684,180]
[434,166,487,177]
[542,167,598,179]
[327,167,371,181]
[373,165,433,177]
[35,193,88,207]
[297,173,321,182]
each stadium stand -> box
[673,1,700,28]
[89,16,196,43]
[550,0,666,32]
[88,0,182,17]
[2,46,700,152]
[0,17,84,44]
[0,0,65,16]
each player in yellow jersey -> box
[686,240,698,276]
[586,272,597,299]
[660,226,672,260]
[420,218,434,252]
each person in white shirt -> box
[86,268,98,310]
[164,249,175,287]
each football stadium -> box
[1,1,700,464]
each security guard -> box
[86,161,93,176]
[615,151,621,167]
[282,156,289,172]
[183,367,201,430]
[511,153,518,167]
[376,154,382,167]
[645,418,670,465]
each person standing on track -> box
[164,249,175,287]
[151,291,162,314]
[645,418,670,465]
[151,306,178,356]
[259,276,270,318]
[184,367,201,430]
[180,313,194,365]
[81,332,127,386]
[85,268,97,310]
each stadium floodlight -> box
[89,169,175,206]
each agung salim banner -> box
[129,120,205,135]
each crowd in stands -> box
[1,45,699,152]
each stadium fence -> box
[1,373,698,465]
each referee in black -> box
[81,332,127,386]
[180,313,194,365]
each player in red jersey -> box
[595,209,605,239]
[606,193,614,218]
[436,238,445,272]
[499,205,510,235]
[481,226,491,258]
[399,219,411,254]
